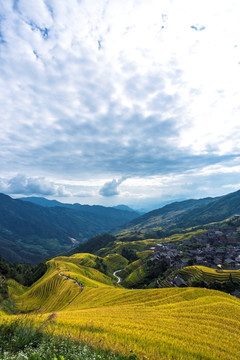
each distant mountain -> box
[18,196,64,208]
[115,190,240,235]
[115,197,215,233]
[0,193,139,264]
[113,204,142,214]
[19,197,141,217]
[178,190,240,227]
[61,190,240,259]
[67,198,216,257]
[114,197,217,234]
[8,190,240,263]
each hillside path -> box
[113,269,122,284]
[58,271,84,292]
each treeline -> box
[0,256,47,300]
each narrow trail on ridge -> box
[58,271,84,292]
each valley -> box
[1,190,240,359]
[0,193,139,264]
[2,2,239,358]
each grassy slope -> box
[1,254,240,360]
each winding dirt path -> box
[58,271,84,292]
[113,269,122,284]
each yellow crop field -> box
[121,259,147,288]
[1,254,240,360]
[180,265,240,284]
[136,250,154,260]
[97,239,157,257]
[7,279,27,296]
[103,253,129,272]
[99,229,208,259]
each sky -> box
[0,0,240,210]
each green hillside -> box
[115,189,240,235]
[2,189,240,265]
[0,193,139,264]
[179,189,240,227]
[67,233,118,256]
[114,197,215,235]
[1,254,240,360]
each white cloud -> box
[0,0,240,206]
[0,174,71,196]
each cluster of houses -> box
[149,219,240,271]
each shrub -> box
[0,318,44,352]
[0,317,137,360]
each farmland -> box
[1,253,240,360]
[179,265,240,286]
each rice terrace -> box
[1,252,240,359]
[1,0,240,359]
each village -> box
[149,217,240,271]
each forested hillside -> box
[115,190,240,235]
[0,193,139,264]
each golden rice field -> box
[2,254,240,360]
[121,259,147,287]
[98,229,208,258]
[103,253,129,272]
[180,265,240,285]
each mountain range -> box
[115,190,240,235]
[18,196,140,215]
[1,189,240,264]
[0,193,139,264]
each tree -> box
[121,247,138,262]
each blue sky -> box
[0,0,240,210]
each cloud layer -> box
[0,0,240,207]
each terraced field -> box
[2,254,240,359]
[121,259,147,287]
[103,253,128,272]
[179,265,240,285]
[97,229,207,258]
